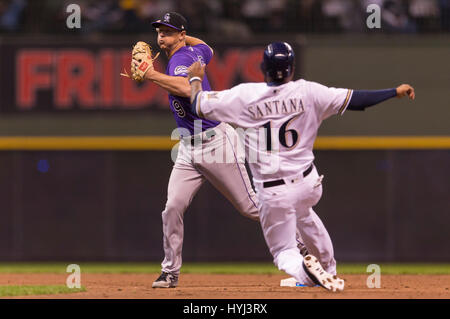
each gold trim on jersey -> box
[197,92,204,118]
[338,89,353,115]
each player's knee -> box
[236,201,259,221]
[296,208,313,222]
[273,248,301,273]
[162,197,189,217]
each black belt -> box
[187,130,216,146]
[263,164,313,188]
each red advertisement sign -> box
[1,38,302,112]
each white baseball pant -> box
[254,165,337,284]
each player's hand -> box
[396,84,415,100]
[121,41,159,82]
[132,58,155,80]
[187,61,205,81]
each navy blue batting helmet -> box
[261,42,295,82]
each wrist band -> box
[189,76,202,83]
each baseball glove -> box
[120,41,160,83]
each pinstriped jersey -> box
[195,79,353,181]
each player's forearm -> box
[185,36,213,54]
[189,80,203,115]
[347,84,415,111]
[147,70,191,97]
[185,36,205,46]
[347,89,397,111]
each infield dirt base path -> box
[1,273,449,299]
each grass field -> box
[0,285,85,297]
[0,262,449,275]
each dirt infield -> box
[1,273,449,299]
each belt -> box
[263,164,313,188]
[188,129,216,146]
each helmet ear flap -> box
[260,61,269,79]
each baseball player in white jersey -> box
[187,42,415,291]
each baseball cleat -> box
[152,272,178,288]
[302,255,344,292]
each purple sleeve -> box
[167,54,195,77]
[194,44,213,65]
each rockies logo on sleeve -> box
[174,65,188,76]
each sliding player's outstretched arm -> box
[347,84,415,111]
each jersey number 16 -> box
[262,115,300,151]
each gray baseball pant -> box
[160,123,259,276]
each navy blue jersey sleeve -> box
[348,89,397,111]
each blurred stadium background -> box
[0,0,448,264]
